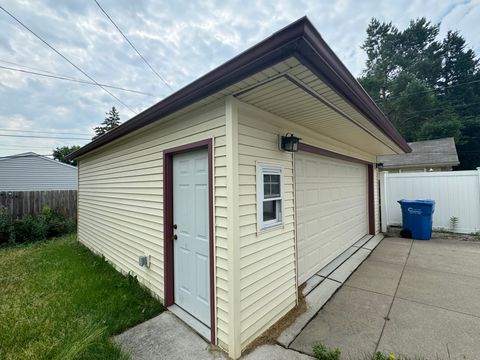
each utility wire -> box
[93,0,174,92]
[0,145,56,149]
[0,128,92,136]
[0,58,65,76]
[0,149,53,154]
[0,5,138,114]
[0,153,53,158]
[0,134,90,140]
[0,64,160,97]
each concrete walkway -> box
[114,311,312,359]
[290,236,480,360]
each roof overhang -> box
[70,16,410,160]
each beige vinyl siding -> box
[237,101,296,349]
[77,101,230,349]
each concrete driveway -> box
[290,236,480,360]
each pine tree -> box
[358,18,480,169]
[93,107,121,140]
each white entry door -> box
[173,149,210,326]
[295,151,368,284]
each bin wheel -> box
[400,229,412,239]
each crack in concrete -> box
[374,239,414,353]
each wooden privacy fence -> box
[379,169,480,234]
[0,190,77,219]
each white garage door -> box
[295,151,368,284]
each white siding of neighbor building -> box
[235,99,377,351]
[77,101,230,349]
[0,154,77,191]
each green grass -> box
[0,234,164,360]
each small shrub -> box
[10,213,48,243]
[1,206,77,246]
[449,216,459,232]
[312,343,341,360]
[42,207,76,237]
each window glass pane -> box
[263,174,280,199]
[263,200,276,221]
[271,183,280,197]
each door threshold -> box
[168,304,210,341]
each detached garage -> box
[70,17,410,359]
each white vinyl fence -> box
[380,169,480,234]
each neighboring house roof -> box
[377,138,460,169]
[0,152,78,191]
[70,17,410,160]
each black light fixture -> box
[375,162,384,169]
[280,133,301,152]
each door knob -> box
[173,224,177,229]
[173,234,178,240]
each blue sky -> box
[0,0,479,157]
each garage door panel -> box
[296,151,368,284]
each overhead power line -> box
[0,64,160,97]
[93,0,174,92]
[0,153,53,158]
[0,128,92,136]
[0,144,55,149]
[0,148,53,153]
[0,5,137,114]
[0,134,90,140]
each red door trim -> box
[163,138,216,344]
[298,143,371,165]
[298,142,376,235]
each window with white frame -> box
[257,164,283,230]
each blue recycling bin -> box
[397,199,435,240]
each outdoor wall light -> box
[375,162,384,169]
[279,133,301,152]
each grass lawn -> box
[0,234,164,360]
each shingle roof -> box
[378,137,459,169]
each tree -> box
[359,18,480,169]
[53,145,81,166]
[93,107,121,140]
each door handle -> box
[173,234,178,241]
[173,224,177,229]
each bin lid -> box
[398,199,435,205]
